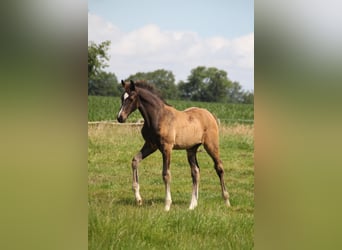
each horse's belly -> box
[173,132,203,149]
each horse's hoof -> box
[137,199,143,206]
[225,199,231,207]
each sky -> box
[88,0,254,91]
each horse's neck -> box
[138,91,165,128]
[138,104,153,128]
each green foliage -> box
[242,91,254,104]
[88,96,143,122]
[227,81,244,103]
[127,69,179,99]
[88,124,254,249]
[88,41,120,96]
[179,66,231,102]
[88,96,254,124]
[88,40,111,79]
[178,66,253,103]
[88,71,121,96]
[169,99,254,124]
[87,41,254,103]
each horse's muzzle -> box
[117,116,125,123]
[117,114,127,123]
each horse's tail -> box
[213,113,220,126]
[211,112,221,127]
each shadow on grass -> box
[229,206,254,214]
[115,197,189,208]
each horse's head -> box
[117,80,139,123]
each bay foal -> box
[117,80,230,211]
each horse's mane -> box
[134,80,171,106]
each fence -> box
[88,118,254,126]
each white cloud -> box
[88,12,254,90]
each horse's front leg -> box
[132,142,157,205]
[161,146,172,211]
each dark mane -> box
[134,80,171,106]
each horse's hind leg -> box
[161,145,173,211]
[203,140,231,207]
[132,142,157,205]
[187,145,201,210]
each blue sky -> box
[89,0,253,38]
[88,0,254,90]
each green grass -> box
[88,124,254,249]
[88,96,254,124]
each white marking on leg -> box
[189,183,199,210]
[189,167,199,210]
[133,183,142,205]
[165,183,172,211]
[223,191,231,207]
[132,152,143,205]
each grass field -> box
[88,96,254,124]
[88,123,254,249]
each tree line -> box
[88,40,253,104]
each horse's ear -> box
[121,80,125,87]
[130,80,135,91]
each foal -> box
[117,80,230,211]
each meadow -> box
[88,96,254,249]
[89,119,254,249]
[88,96,254,124]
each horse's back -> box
[167,107,219,149]
[183,107,218,128]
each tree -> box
[242,91,254,104]
[184,66,207,101]
[205,67,232,102]
[178,66,232,102]
[177,80,191,100]
[226,81,244,103]
[177,66,253,103]
[88,40,120,96]
[127,69,178,99]
[88,71,120,96]
[88,40,110,79]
